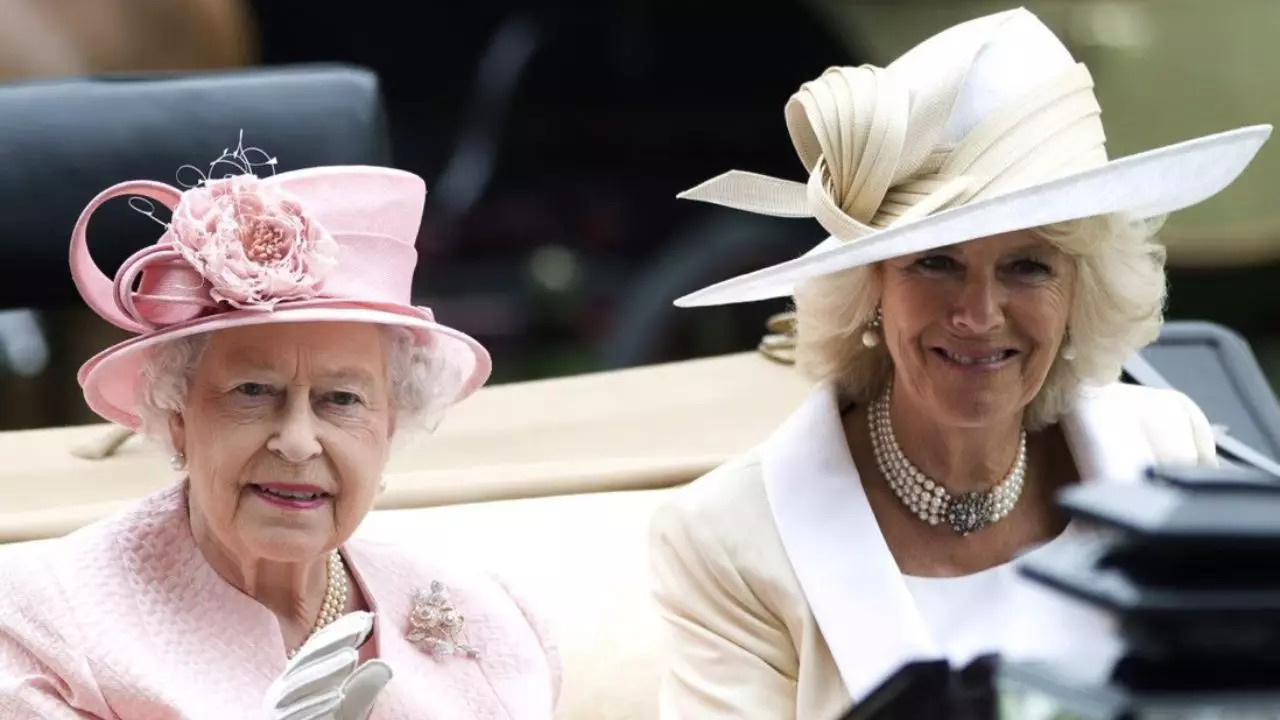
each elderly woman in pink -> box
[0,143,559,719]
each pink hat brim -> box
[78,302,493,430]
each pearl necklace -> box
[287,550,349,659]
[868,383,1027,536]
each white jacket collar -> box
[759,382,1153,702]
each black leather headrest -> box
[0,63,392,309]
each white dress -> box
[901,530,1123,684]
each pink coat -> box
[0,483,560,719]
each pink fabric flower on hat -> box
[169,175,338,308]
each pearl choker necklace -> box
[868,384,1027,536]
[287,549,349,659]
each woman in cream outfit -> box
[648,8,1271,719]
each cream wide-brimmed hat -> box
[672,7,1272,307]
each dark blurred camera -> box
[841,464,1280,720]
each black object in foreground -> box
[836,464,1280,719]
[840,655,999,720]
[1003,464,1280,718]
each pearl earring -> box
[169,452,186,471]
[1060,329,1077,361]
[861,306,883,348]
[379,479,387,492]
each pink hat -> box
[70,142,492,430]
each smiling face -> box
[173,322,394,564]
[879,229,1076,427]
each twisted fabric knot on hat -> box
[679,59,1108,247]
[670,7,1270,309]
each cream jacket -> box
[649,382,1217,719]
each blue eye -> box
[326,391,363,407]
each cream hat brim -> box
[674,124,1271,307]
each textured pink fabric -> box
[70,168,427,335]
[0,483,560,719]
[69,164,493,431]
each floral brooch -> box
[407,581,480,659]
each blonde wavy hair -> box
[792,213,1169,429]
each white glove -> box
[263,611,393,720]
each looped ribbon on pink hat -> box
[677,62,1108,247]
[70,176,421,334]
